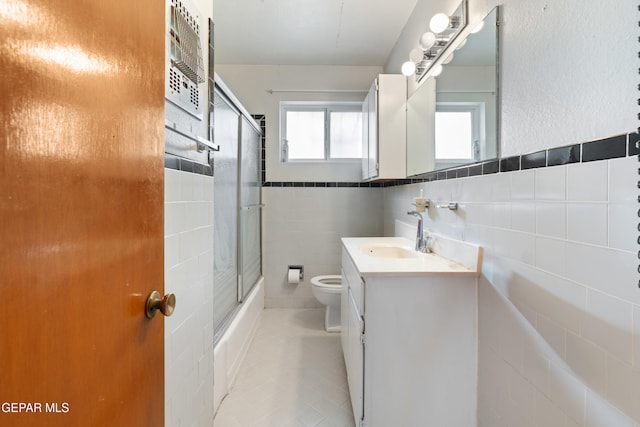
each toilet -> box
[310,275,342,332]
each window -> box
[435,102,485,161]
[281,103,363,161]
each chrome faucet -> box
[406,211,430,253]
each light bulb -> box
[401,61,416,76]
[442,52,454,64]
[409,47,424,63]
[431,64,443,77]
[429,13,450,33]
[419,32,436,50]
[455,38,467,50]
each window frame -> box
[280,102,363,163]
[435,101,485,164]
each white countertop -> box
[341,236,482,277]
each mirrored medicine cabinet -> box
[406,7,500,177]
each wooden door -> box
[0,1,165,426]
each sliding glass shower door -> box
[239,116,262,300]
[213,86,263,334]
[213,89,239,331]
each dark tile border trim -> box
[251,123,637,190]
[500,156,520,172]
[548,144,580,167]
[384,131,636,188]
[483,160,500,174]
[252,114,267,185]
[521,150,546,170]
[263,181,393,188]
[628,132,639,156]
[582,134,626,162]
[164,153,213,176]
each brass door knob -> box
[145,291,176,319]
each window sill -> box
[283,159,361,164]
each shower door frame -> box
[213,77,263,340]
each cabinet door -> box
[341,269,350,362]
[367,81,378,179]
[361,87,369,179]
[362,80,378,180]
[347,287,364,425]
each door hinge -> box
[360,332,366,345]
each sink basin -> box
[360,244,417,259]
[343,236,482,276]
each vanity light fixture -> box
[442,52,455,65]
[401,61,417,76]
[402,0,467,82]
[419,31,437,50]
[429,13,453,34]
[409,47,424,63]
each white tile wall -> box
[607,356,640,421]
[383,156,639,425]
[567,161,608,202]
[609,156,638,253]
[164,168,215,427]
[583,290,633,364]
[535,202,566,239]
[535,166,566,201]
[567,203,608,246]
[262,187,383,308]
[634,305,640,369]
[585,390,635,427]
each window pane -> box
[285,111,325,159]
[435,111,473,159]
[330,111,362,158]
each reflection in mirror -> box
[406,7,499,176]
[406,77,436,176]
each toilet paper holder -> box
[288,265,304,281]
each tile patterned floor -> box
[214,308,355,427]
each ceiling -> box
[212,0,419,66]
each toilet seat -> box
[311,275,342,290]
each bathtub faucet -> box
[406,211,430,253]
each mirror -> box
[406,7,499,176]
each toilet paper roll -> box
[288,268,301,284]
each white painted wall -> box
[164,168,215,426]
[384,0,639,425]
[496,0,636,156]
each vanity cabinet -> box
[361,74,407,181]
[341,239,478,427]
[341,250,365,423]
